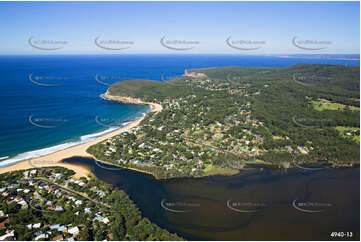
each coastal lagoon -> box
[0,55,359,167]
[64,157,360,241]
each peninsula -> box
[87,64,360,179]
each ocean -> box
[0,54,359,167]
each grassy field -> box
[202,164,239,176]
[311,99,360,111]
[335,126,360,144]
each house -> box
[17,200,28,209]
[24,171,30,178]
[54,173,64,180]
[0,230,15,241]
[33,223,41,229]
[96,190,106,198]
[69,179,86,187]
[108,146,116,152]
[7,184,19,189]
[35,233,50,241]
[67,226,79,235]
[55,206,63,211]
[101,217,110,224]
[94,215,104,222]
[49,224,60,230]
[57,226,67,232]
[297,145,308,154]
[75,200,82,206]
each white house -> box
[68,226,79,235]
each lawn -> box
[311,99,360,111]
[335,126,360,144]
[202,164,239,176]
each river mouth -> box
[63,157,360,241]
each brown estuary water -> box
[63,157,360,241]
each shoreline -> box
[0,92,163,178]
[91,158,156,177]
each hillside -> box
[88,64,360,179]
[108,79,200,102]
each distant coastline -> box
[277,54,360,61]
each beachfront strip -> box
[0,167,183,241]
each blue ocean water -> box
[0,54,359,167]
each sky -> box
[0,1,359,54]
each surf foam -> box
[0,123,128,168]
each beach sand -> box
[0,93,162,178]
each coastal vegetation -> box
[0,167,183,241]
[202,164,239,176]
[88,64,360,179]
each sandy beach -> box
[0,93,162,178]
